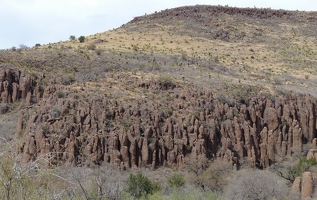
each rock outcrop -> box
[290,172,317,200]
[15,74,317,169]
[0,67,43,104]
[306,149,317,161]
[289,149,317,200]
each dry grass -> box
[25,5,317,97]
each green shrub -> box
[78,36,86,43]
[126,173,160,198]
[295,158,317,176]
[168,173,185,189]
[185,145,192,153]
[56,91,65,98]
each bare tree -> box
[92,167,124,200]
[70,168,91,200]
[224,169,289,200]
[68,166,125,200]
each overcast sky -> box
[0,0,316,50]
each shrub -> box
[78,36,86,43]
[158,75,176,90]
[165,187,221,200]
[61,75,76,85]
[126,173,160,198]
[192,161,232,192]
[295,158,317,177]
[185,155,209,175]
[224,169,288,200]
[69,35,76,41]
[87,43,96,50]
[185,145,192,153]
[168,173,185,189]
[19,44,28,49]
[131,44,139,51]
[95,48,104,55]
[0,103,9,114]
[50,107,61,118]
[56,91,65,98]
[0,144,48,200]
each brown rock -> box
[290,177,301,196]
[301,172,313,199]
[13,79,317,170]
[263,107,279,131]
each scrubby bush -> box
[158,75,176,90]
[224,169,289,200]
[19,44,28,49]
[0,103,9,114]
[126,173,160,198]
[272,156,317,184]
[78,36,86,43]
[192,161,232,192]
[95,48,104,55]
[0,143,128,200]
[69,35,76,41]
[61,75,76,85]
[87,43,96,50]
[56,91,65,98]
[0,143,50,200]
[295,158,317,176]
[168,173,185,189]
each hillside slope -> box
[0,5,317,170]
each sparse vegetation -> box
[0,103,9,114]
[19,44,28,49]
[295,158,317,177]
[126,173,160,198]
[87,43,96,50]
[61,74,76,85]
[224,169,289,200]
[56,91,65,98]
[168,173,185,189]
[95,48,104,55]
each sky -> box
[0,0,316,50]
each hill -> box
[0,5,317,199]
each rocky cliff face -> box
[15,72,317,170]
[0,67,43,104]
